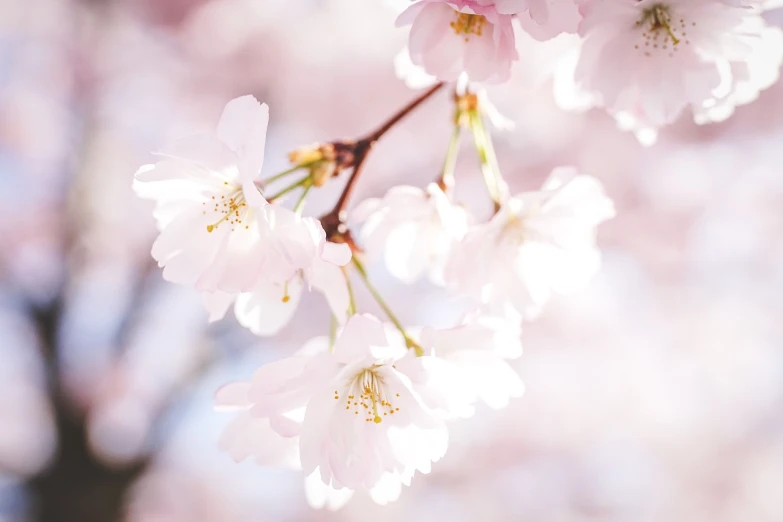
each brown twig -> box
[320,82,445,242]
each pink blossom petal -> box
[269,413,302,438]
[320,242,352,266]
[234,278,303,336]
[218,412,298,467]
[216,95,269,183]
[151,208,228,286]
[331,314,390,363]
[154,134,238,180]
[214,381,252,410]
[241,179,268,208]
[304,471,354,511]
[310,259,351,323]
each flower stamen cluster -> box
[450,13,487,40]
[204,187,248,233]
[336,369,402,424]
[635,3,691,55]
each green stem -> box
[341,266,357,316]
[293,180,313,213]
[266,176,310,202]
[351,257,424,356]
[438,122,462,191]
[469,110,506,211]
[261,162,315,185]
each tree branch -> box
[320,82,445,240]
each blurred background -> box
[2,0,783,521]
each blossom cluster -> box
[134,96,353,336]
[133,91,614,508]
[397,0,783,143]
[131,0,782,511]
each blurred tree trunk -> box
[29,300,149,522]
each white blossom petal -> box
[216,95,269,182]
[234,277,304,336]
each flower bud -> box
[287,143,344,187]
[288,145,324,166]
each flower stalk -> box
[293,179,313,213]
[261,161,316,185]
[342,266,357,317]
[437,122,462,191]
[351,257,424,356]
[266,175,310,202]
[468,108,506,211]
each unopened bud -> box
[288,145,324,165]
[311,161,337,187]
[288,143,341,186]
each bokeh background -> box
[3,0,783,521]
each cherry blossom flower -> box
[298,315,451,490]
[566,0,783,131]
[396,0,518,83]
[134,95,330,294]
[352,183,469,285]
[217,314,452,491]
[216,350,407,510]
[445,167,615,318]
[420,309,524,411]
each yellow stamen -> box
[339,369,398,424]
[450,13,487,41]
[205,189,248,233]
[368,390,382,424]
[637,4,684,49]
[653,6,680,45]
[281,281,290,303]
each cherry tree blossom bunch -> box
[132,0,782,511]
